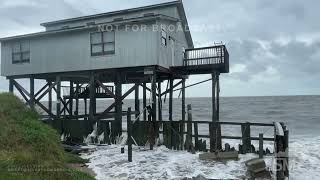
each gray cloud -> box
[0,0,319,96]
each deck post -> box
[143,82,147,121]
[89,73,96,126]
[9,78,14,93]
[69,81,74,116]
[211,72,222,150]
[30,77,35,110]
[56,76,61,118]
[127,107,133,162]
[115,72,122,137]
[216,73,222,149]
[158,81,162,121]
[180,78,186,150]
[135,83,140,121]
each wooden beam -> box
[12,79,30,98]
[161,80,183,96]
[36,81,58,102]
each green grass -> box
[0,93,95,180]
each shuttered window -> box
[12,41,30,64]
[90,31,115,56]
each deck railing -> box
[184,45,229,69]
[62,85,114,96]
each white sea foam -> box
[80,135,320,179]
[81,145,270,179]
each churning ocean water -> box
[69,95,320,179]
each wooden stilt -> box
[56,76,61,118]
[84,98,87,119]
[69,81,74,116]
[169,78,173,149]
[151,72,157,122]
[186,104,193,152]
[259,133,264,158]
[169,78,173,121]
[158,81,162,121]
[75,83,79,117]
[115,72,122,138]
[180,78,186,150]
[127,107,133,162]
[143,82,147,121]
[30,77,35,110]
[212,73,216,122]
[48,81,52,117]
[151,71,157,146]
[9,78,14,93]
[89,73,95,125]
[241,122,251,153]
[135,83,140,121]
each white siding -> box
[1,22,158,76]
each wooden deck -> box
[171,45,229,75]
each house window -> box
[161,29,167,46]
[90,31,115,56]
[12,41,30,64]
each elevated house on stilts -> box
[0,1,288,179]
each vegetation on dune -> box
[0,93,94,180]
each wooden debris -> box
[245,158,271,179]
[199,151,239,161]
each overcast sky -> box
[0,0,319,97]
